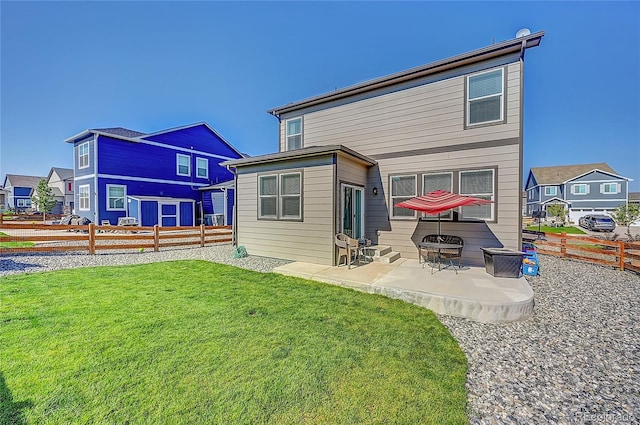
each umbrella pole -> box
[438,213,442,242]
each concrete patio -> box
[273,258,534,323]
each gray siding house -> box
[524,163,632,223]
[224,32,544,267]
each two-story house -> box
[42,167,74,214]
[223,31,544,267]
[64,122,243,226]
[2,174,46,212]
[525,163,632,223]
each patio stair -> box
[367,245,401,264]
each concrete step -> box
[368,245,392,258]
[377,251,401,264]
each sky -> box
[1,1,639,191]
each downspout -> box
[226,164,238,246]
[518,39,526,249]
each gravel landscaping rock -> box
[2,248,638,423]
[0,243,291,276]
[438,254,640,424]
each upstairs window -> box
[196,157,209,179]
[467,68,504,126]
[177,154,190,176]
[459,169,495,220]
[107,185,126,210]
[286,118,302,151]
[78,142,90,169]
[544,186,557,196]
[572,184,589,195]
[390,175,417,218]
[601,183,619,194]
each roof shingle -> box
[530,163,618,185]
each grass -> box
[0,261,467,424]
[0,231,33,248]
[525,225,586,235]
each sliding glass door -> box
[341,184,364,239]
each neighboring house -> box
[2,174,46,212]
[64,123,243,226]
[223,31,544,267]
[524,163,633,223]
[629,192,640,206]
[0,187,6,211]
[33,167,74,214]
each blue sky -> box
[1,1,639,190]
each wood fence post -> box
[200,224,205,247]
[0,214,3,224]
[560,232,567,257]
[88,223,96,255]
[154,225,160,252]
[619,242,625,271]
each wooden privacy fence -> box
[533,232,640,273]
[0,223,232,255]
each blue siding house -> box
[2,174,46,212]
[64,122,243,226]
[525,163,633,223]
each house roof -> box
[93,127,146,138]
[47,167,74,181]
[529,163,619,185]
[268,31,544,116]
[3,174,45,188]
[199,180,235,191]
[222,145,377,168]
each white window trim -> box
[572,184,589,195]
[544,186,557,196]
[390,175,417,219]
[285,117,303,151]
[459,168,495,221]
[78,184,90,211]
[422,172,453,220]
[78,142,90,169]
[279,172,302,220]
[466,68,504,126]
[196,157,209,179]
[600,182,619,194]
[176,154,191,177]
[258,174,278,219]
[106,184,127,211]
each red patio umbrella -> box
[395,190,494,239]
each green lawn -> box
[525,225,586,235]
[0,231,33,248]
[0,261,467,424]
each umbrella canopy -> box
[395,190,493,215]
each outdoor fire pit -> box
[480,247,526,278]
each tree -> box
[31,179,58,222]
[547,204,565,223]
[610,204,640,240]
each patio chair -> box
[335,233,359,269]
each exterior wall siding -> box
[235,156,335,265]
[367,144,520,266]
[274,61,523,266]
[280,61,521,155]
[70,124,241,225]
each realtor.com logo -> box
[575,411,635,423]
